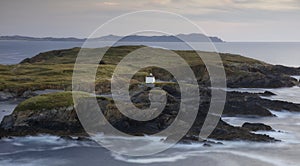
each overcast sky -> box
[1,0,300,41]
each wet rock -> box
[21,90,36,98]
[260,91,276,96]
[259,99,300,113]
[203,143,212,147]
[223,92,274,117]
[76,136,93,142]
[1,115,16,130]
[59,135,74,140]
[223,91,300,117]
[0,88,291,143]
[0,91,15,101]
[201,140,223,147]
[209,121,277,142]
[242,122,274,131]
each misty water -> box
[1,40,300,67]
[0,40,300,165]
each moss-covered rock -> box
[0,92,91,136]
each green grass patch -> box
[14,91,91,112]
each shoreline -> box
[0,45,299,147]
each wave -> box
[0,158,69,166]
[0,135,97,156]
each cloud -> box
[1,0,299,41]
[103,2,120,6]
[150,0,173,5]
[224,0,300,11]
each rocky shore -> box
[0,46,300,144]
[2,82,299,142]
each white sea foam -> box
[0,135,96,156]
[227,86,300,104]
[0,158,69,166]
[291,75,300,81]
[111,152,189,164]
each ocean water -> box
[0,40,300,67]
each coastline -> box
[0,45,299,165]
[0,46,299,143]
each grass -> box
[14,91,91,112]
[0,46,267,94]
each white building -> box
[146,73,155,84]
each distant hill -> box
[0,34,224,42]
[91,33,224,42]
[0,35,85,42]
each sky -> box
[1,0,300,41]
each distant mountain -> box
[92,33,224,42]
[0,34,224,42]
[176,33,223,42]
[0,35,85,42]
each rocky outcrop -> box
[272,65,300,75]
[226,74,298,88]
[0,91,15,101]
[210,121,275,142]
[0,92,87,137]
[223,91,300,117]
[0,89,277,143]
[224,63,299,88]
[242,122,274,132]
[0,106,86,137]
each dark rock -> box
[1,115,16,130]
[272,65,300,75]
[259,99,300,113]
[76,137,93,142]
[21,90,36,98]
[59,135,74,140]
[201,140,223,147]
[225,63,300,88]
[223,91,300,117]
[260,91,276,96]
[1,87,293,143]
[203,143,212,147]
[242,122,274,131]
[99,60,106,64]
[0,91,15,101]
[223,92,274,117]
[209,121,277,142]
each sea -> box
[0,40,300,166]
[0,40,300,67]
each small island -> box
[0,46,299,145]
